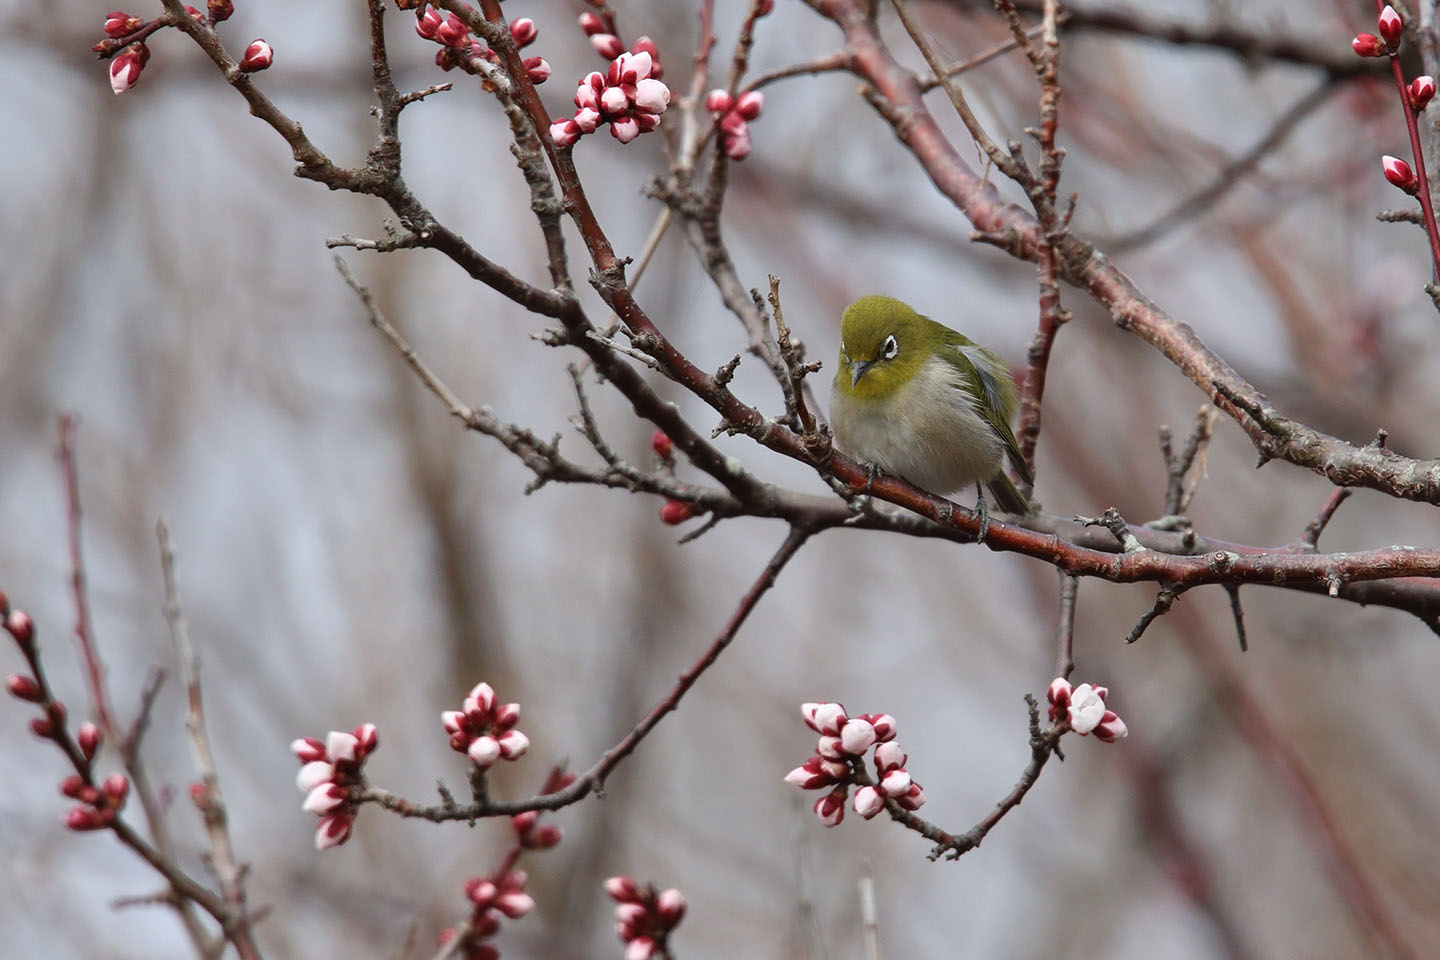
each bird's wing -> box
[943,338,1034,488]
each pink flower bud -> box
[104,11,141,37]
[578,12,606,35]
[621,51,653,84]
[551,118,582,146]
[735,90,764,120]
[468,681,497,714]
[65,807,106,831]
[635,112,661,133]
[839,718,876,755]
[853,785,885,818]
[510,17,538,48]
[6,674,41,702]
[605,875,640,902]
[719,111,748,138]
[1353,33,1388,58]
[468,734,501,767]
[497,728,530,759]
[879,768,912,796]
[1411,75,1436,110]
[659,499,693,523]
[189,781,210,808]
[575,81,600,110]
[291,736,327,763]
[803,701,847,735]
[315,813,352,850]
[873,741,906,773]
[238,39,273,73]
[816,735,845,760]
[632,37,663,79]
[109,43,149,95]
[436,14,467,48]
[861,712,896,742]
[60,775,85,798]
[29,717,53,738]
[574,107,601,133]
[895,781,926,810]
[1379,5,1404,49]
[1383,155,1419,194]
[207,0,233,23]
[599,85,629,117]
[634,78,670,115]
[814,786,847,827]
[615,901,647,928]
[625,938,656,960]
[656,887,686,926]
[416,7,443,40]
[705,89,733,114]
[326,731,359,764]
[524,57,551,84]
[296,760,335,792]
[302,782,347,815]
[5,609,33,647]
[529,825,563,848]
[651,431,673,459]
[785,756,838,789]
[492,702,521,729]
[103,773,129,804]
[758,0,775,14]
[352,722,378,758]
[512,810,540,835]
[1094,711,1129,742]
[591,33,624,59]
[723,127,752,159]
[496,890,536,918]
[77,722,102,760]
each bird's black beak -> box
[851,359,875,387]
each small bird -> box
[829,294,1032,536]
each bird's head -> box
[834,295,934,401]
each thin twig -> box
[1054,573,1077,679]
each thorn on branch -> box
[1299,486,1353,551]
[1126,583,1187,644]
[1225,584,1249,652]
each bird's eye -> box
[882,335,898,360]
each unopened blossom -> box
[1378,5,1404,50]
[659,499,693,525]
[238,39,273,73]
[1382,155,1419,195]
[1352,33,1387,58]
[853,739,923,819]
[552,45,670,148]
[790,702,910,825]
[62,771,129,832]
[290,723,378,850]
[442,681,529,768]
[1048,677,1128,742]
[1411,75,1436,110]
[208,0,233,23]
[606,877,685,958]
[706,88,764,160]
[109,42,149,95]
[103,11,141,37]
[510,17,538,48]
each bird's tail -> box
[986,472,1031,517]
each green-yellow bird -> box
[830,295,1032,534]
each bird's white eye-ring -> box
[882,335,898,360]
[841,352,851,365]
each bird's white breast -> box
[830,355,1005,494]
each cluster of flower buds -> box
[1046,678,1128,742]
[1354,4,1405,57]
[292,724,378,850]
[437,869,537,960]
[443,681,530,768]
[784,702,924,827]
[61,768,130,832]
[551,43,670,146]
[96,5,240,94]
[704,89,764,160]
[605,876,686,960]
[414,5,550,85]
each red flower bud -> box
[705,89,733,114]
[524,56,551,84]
[757,0,775,15]
[59,775,86,798]
[578,11,605,35]
[5,609,32,647]
[1383,154,1419,194]
[1411,75,1436,110]
[436,14,467,48]
[659,499,694,525]
[238,39,273,73]
[510,17,538,48]
[651,430,673,460]
[735,91,764,120]
[1378,5,1404,50]
[6,674,41,702]
[416,6,442,39]
[208,0,233,23]
[104,773,130,805]
[77,722,102,761]
[30,717,54,738]
[104,11,141,37]
[64,807,107,831]
[590,33,624,59]
[1352,33,1388,58]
